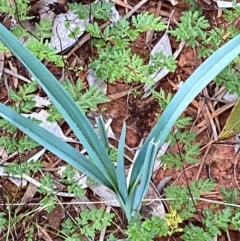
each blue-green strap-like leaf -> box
[96,116,110,150]
[0,24,117,188]
[116,122,128,202]
[126,186,137,221]
[132,139,159,213]
[0,103,113,188]
[129,34,240,193]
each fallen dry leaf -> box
[219,99,240,139]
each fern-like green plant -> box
[69,4,176,83]
[47,78,109,122]
[0,0,32,21]
[9,81,37,113]
[126,216,169,241]
[182,207,240,241]
[0,78,109,154]
[0,136,38,154]
[61,208,114,239]
[169,9,240,96]
[169,11,210,47]
[164,179,216,219]
[153,89,200,169]
[0,1,63,66]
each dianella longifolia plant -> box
[0,23,240,222]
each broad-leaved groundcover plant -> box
[0,23,240,221]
